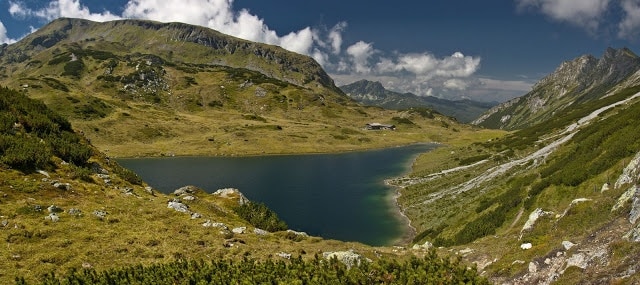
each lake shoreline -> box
[119,143,439,246]
[110,142,441,159]
[385,147,431,246]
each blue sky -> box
[1,0,639,102]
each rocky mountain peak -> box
[474,47,640,130]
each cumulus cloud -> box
[619,0,640,39]
[0,21,17,44]
[328,22,347,55]
[10,0,120,21]
[345,41,376,73]
[517,0,611,33]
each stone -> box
[167,199,189,213]
[562,241,576,250]
[286,229,308,237]
[93,210,107,220]
[53,182,72,191]
[144,186,154,195]
[34,205,43,212]
[36,170,50,178]
[202,220,228,229]
[233,227,246,234]
[323,250,368,268]
[521,243,533,250]
[45,213,60,222]
[121,187,134,195]
[276,252,291,259]
[566,253,587,269]
[528,261,538,273]
[412,241,433,250]
[1,220,9,227]
[190,212,202,219]
[213,188,249,205]
[68,208,82,216]
[47,205,63,213]
[253,228,269,235]
[174,185,197,196]
[182,195,196,201]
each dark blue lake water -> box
[118,143,436,246]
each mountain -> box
[473,47,640,130]
[0,18,467,157]
[391,48,640,282]
[340,79,495,123]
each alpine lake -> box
[118,143,437,246]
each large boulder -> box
[212,188,249,205]
[322,250,369,268]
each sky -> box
[1,0,640,103]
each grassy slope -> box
[0,18,489,158]
[395,85,640,283]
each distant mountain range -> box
[473,47,640,130]
[339,80,495,123]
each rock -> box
[612,185,638,212]
[174,185,197,196]
[323,250,368,268]
[93,210,107,220]
[601,183,610,192]
[121,187,134,195]
[144,186,154,195]
[212,188,249,205]
[190,212,202,219]
[232,227,246,234]
[566,253,587,269]
[562,241,576,250]
[82,262,93,269]
[202,220,228,229]
[67,208,82,216]
[167,199,189,213]
[36,170,50,178]
[528,261,538,273]
[629,194,640,224]
[1,220,9,227]
[34,205,43,212]
[458,248,474,255]
[520,208,553,238]
[47,205,63,213]
[45,213,60,222]
[276,252,291,259]
[182,195,196,201]
[53,182,72,191]
[253,228,269,235]
[521,243,533,250]
[286,229,308,237]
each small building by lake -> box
[365,123,396,130]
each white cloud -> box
[0,21,17,44]
[517,0,611,33]
[328,22,347,55]
[443,79,469,90]
[619,0,640,39]
[346,41,375,73]
[10,0,120,21]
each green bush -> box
[233,202,288,232]
[31,252,489,285]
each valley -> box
[1,17,640,284]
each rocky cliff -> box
[473,47,640,130]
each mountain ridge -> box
[473,47,640,130]
[340,79,495,123]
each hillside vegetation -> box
[0,18,482,157]
[393,85,640,283]
[0,86,489,284]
